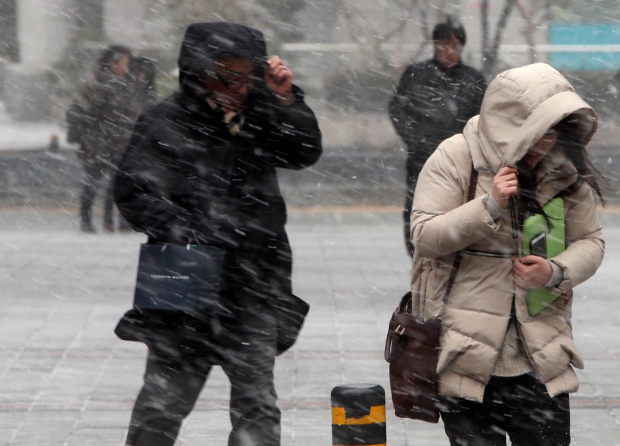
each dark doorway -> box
[0,0,19,62]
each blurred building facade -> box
[3,0,620,124]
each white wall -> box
[17,0,74,69]
[103,0,181,55]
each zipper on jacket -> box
[508,197,537,375]
[463,248,516,258]
[509,196,519,239]
[509,196,523,257]
[512,297,541,379]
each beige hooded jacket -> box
[410,63,604,402]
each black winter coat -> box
[113,22,322,357]
[389,58,486,186]
[78,72,140,166]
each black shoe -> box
[103,218,114,233]
[81,221,96,233]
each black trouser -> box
[439,374,570,446]
[404,146,438,258]
[80,155,129,230]
[126,301,280,446]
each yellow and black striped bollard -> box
[331,383,386,446]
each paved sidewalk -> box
[1,207,620,445]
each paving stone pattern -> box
[1,208,620,445]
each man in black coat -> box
[389,20,486,257]
[113,22,322,446]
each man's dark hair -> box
[432,20,467,45]
[97,44,132,74]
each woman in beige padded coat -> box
[410,63,605,445]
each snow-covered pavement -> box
[1,208,620,445]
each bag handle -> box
[397,291,413,314]
[443,164,478,303]
[185,230,202,250]
[385,291,411,362]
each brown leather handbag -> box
[384,166,478,423]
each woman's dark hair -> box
[515,159,546,226]
[97,44,132,74]
[555,116,606,204]
[516,114,606,224]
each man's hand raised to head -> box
[265,56,295,106]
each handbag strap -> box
[443,163,478,304]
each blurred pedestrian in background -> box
[113,22,322,445]
[72,44,140,233]
[389,19,487,257]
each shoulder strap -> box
[443,164,478,304]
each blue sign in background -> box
[550,23,620,70]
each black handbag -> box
[274,293,310,356]
[133,242,226,317]
[384,165,478,423]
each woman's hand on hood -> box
[266,56,295,105]
[492,166,519,210]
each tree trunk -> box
[482,0,518,77]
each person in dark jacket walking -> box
[389,20,487,257]
[77,44,140,233]
[113,22,322,446]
